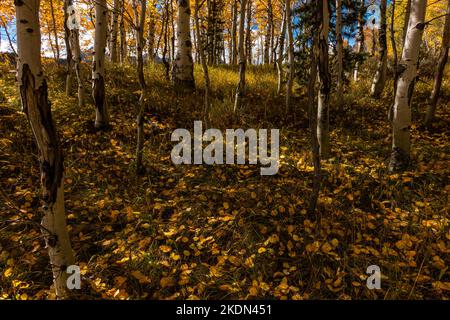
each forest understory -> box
[0,60,449,300]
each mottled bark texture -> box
[389,0,427,172]
[371,0,388,98]
[15,0,75,299]
[173,0,195,91]
[92,0,109,129]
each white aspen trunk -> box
[63,0,73,96]
[285,0,294,113]
[336,0,344,108]
[425,0,450,126]
[110,0,119,62]
[234,0,247,114]
[15,0,75,299]
[317,0,331,158]
[371,0,388,98]
[389,0,427,172]
[67,1,85,108]
[93,0,109,129]
[49,0,60,61]
[277,4,286,95]
[402,0,412,48]
[353,0,365,81]
[173,0,195,91]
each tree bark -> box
[245,0,252,64]
[276,4,286,95]
[49,0,60,61]
[63,0,73,96]
[353,0,365,81]
[93,0,109,129]
[317,0,331,158]
[308,27,320,216]
[15,0,75,299]
[162,0,171,80]
[402,0,412,48]
[285,0,294,113]
[231,0,238,65]
[173,0,195,91]
[148,1,156,61]
[371,0,387,98]
[234,0,247,114]
[66,1,85,108]
[389,0,398,122]
[336,0,344,108]
[264,0,273,64]
[425,0,450,127]
[389,0,427,172]
[119,0,128,63]
[133,0,148,174]
[110,0,120,62]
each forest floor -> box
[0,59,448,300]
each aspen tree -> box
[389,0,427,171]
[15,0,75,299]
[92,0,109,129]
[317,0,331,158]
[371,0,387,98]
[173,0,195,91]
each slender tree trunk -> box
[276,4,286,95]
[317,0,331,158]
[389,0,427,172]
[264,0,273,64]
[371,0,387,98]
[389,0,398,121]
[195,0,211,126]
[245,0,252,64]
[148,2,156,61]
[133,0,148,174]
[285,0,294,113]
[336,0,344,108]
[234,0,247,114]
[353,0,365,81]
[110,0,119,62]
[92,0,109,129]
[425,0,450,127]
[308,28,320,215]
[67,1,85,108]
[63,0,73,96]
[1,20,17,56]
[119,0,128,63]
[231,0,238,64]
[171,0,176,63]
[49,0,60,61]
[402,0,412,48]
[162,0,171,80]
[173,0,195,91]
[15,0,74,299]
